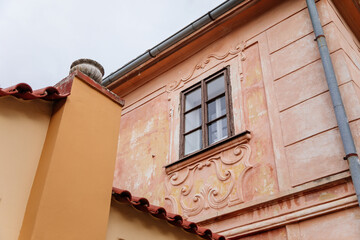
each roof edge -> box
[0,83,69,101]
[102,0,256,87]
[112,187,226,240]
[56,71,125,107]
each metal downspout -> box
[306,0,360,206]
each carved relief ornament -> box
[166,41,247,92]
[165,132,252,218]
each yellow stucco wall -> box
[19,76,122,240]
[107,200,201,240]
[0,96,53,240]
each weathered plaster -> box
[112,0,360,238]
[114,93,170,206]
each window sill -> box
[165,130,251,174]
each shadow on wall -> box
[107,201,203,240]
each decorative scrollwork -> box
[180,191,205,217]
[166,41,247,92]
[164,195,178,213]
[222,143,250,165]
[165,138,252,218]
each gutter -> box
[102,0,251,87]
[306,0,360,206]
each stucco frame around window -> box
[102,0,258,88]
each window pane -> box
[185,87,201,111]
[184,129,202,155]
[207,96,226,121]
[185,108,201,132]
[208,117,228,145]
[207,75,225,100]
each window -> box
[180,68,233,157]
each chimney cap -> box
[70,58,105,83]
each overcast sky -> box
[0,0,225,89]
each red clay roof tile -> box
[112,187,226,240]
[0,83,69,101]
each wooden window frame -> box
[179,67,234,158]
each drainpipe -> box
[306,0,360,206]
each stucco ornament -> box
[166,41,247,92]
[165,134,252,218]
[70,58,105,84]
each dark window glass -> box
[207,96,226,121]
[185,109,201,132]
[208,117,228,145]
[207,75,225,100]
[180,68,233,157]
[184,129,202,155]
[185,87,201,111]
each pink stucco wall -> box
[113,0,360,238]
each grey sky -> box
[0,0,224,89]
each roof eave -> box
[102,0,258,89]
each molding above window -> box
[165,130,251,173]
[166,41,247,92]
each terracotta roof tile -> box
[112,187,226,240]
[0,83,69,101]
